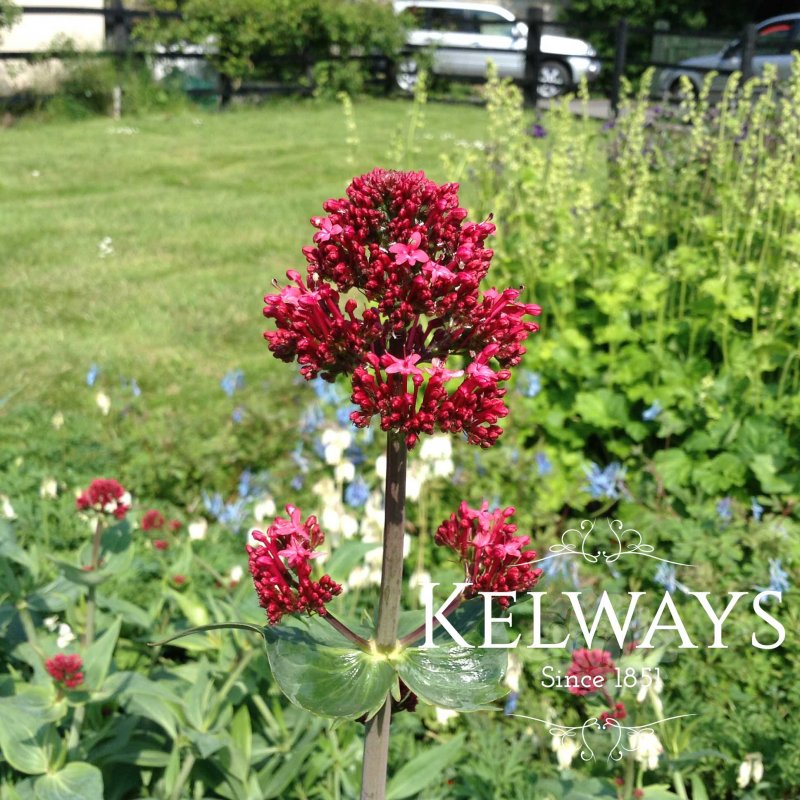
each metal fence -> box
[0,3,764,110]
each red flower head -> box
[168,519,182,532]
[153,539,169,551]
[172,574,186,586]
[262,169,541,449]
[141,509,165,531]
[76,478,130,520]
[566,649,616,696]
[600,702,627,728]
[45,653,84,690]
[434,501,543,604]
[246,504,342,625]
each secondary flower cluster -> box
[565,648,615,696]
[434,501,543,603]
[247,504,342,624]
[45,653,84,690]
[263,169,541,448]
[76,478,130,520]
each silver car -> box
[393,1,600,98]
[658,14,800,97]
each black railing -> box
[0,4,769,109]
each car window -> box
[475,10,515,37]
[427,7,479,33]
[755,21,793,55]
[399,6,427,27]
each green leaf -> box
[265,616,394,720]
[84,617,121,690]
[324,541,381,584]
[750,454,793,494]
[386,734,464,799]
[34,763,103,800]
[0,686,64,775]
[574,389,629,430]
[691,776,710,800]
[395,602,508,711]
[641,786,681,799]
[653,449,693,492]
[229,704,252,783]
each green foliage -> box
[136,0,405,95]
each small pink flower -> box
[425,359,464,382]
[424,261,456,283]
[389,232,429,266]
[278,537,323,568]
[312,217,343,244]
[383,353,424,378]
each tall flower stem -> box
[360,431,407,800]
[69,518,103,753]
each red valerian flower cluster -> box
[434,501,543,604]
[247,504,342,625]
[263,169,541,448]
[565,649,616,696]
[599,702,628,728]
[45,653,84,690]
[76,478,130,520]
[141,509,165,531]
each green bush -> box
[136,0,405,97]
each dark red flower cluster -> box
[141,509,165,531]
[45,653,84,690]
[566,649,616,696]
[247,504,342,625]
[262,169,541,448]
[600,702,627,728]
[153,539,169,551]
[434,501,543,604]
[76,478,130,520]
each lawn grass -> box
[0,98,490,414]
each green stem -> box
[170,752,197,800]
[360,431,407,800]
[69,518,104,754]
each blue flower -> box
[130,378,142,398]
[531,124,547,138]
[345,444,366,466]
[716,497,732,522]
[221,369,245,397]
[238,469,252,499]
[336,404,358,427]
[518,371,541,398]
[582,462,626,500]
[231,406,245,424]
[300,406,324,433]
[345,476,370,508]
[202,491,224,519]
[642,400,663,421]
[756,559,790,599]
[292,444,310,474]
[218,498,248,531]
[504,691,519,716]
[311,377,341,406]
[751,497,764,522]
[291,474,304,491]
[654,562,690,594]
[535,451,552,476]
[86,363,100,387]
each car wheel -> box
[537,60,570,99]
[668,77,697,104]
[396,58,418,93]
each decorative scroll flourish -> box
[511,713,696,762]
[532,518,694,568]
